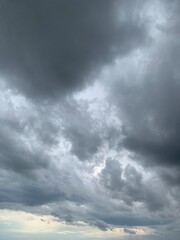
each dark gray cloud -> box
[0,0,147,100]
[0,152,89,207]
[124,228,136,234]
[90,220,110,231]
[159,167,180,186]
[100,158,168,211]
[0,124,49,175]
[50,189,165,229]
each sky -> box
[0,0,180,239]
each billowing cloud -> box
[0,1,180,240]
[0,0,147,100]
[108,0,180,178]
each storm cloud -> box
[0,0,146,100]
[0,1,180,240]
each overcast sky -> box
[0,0,180,239]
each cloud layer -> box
[0,1,180,240]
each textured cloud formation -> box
[0,1,180,240]
[108,0,180,185]
[100,158,168,211]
